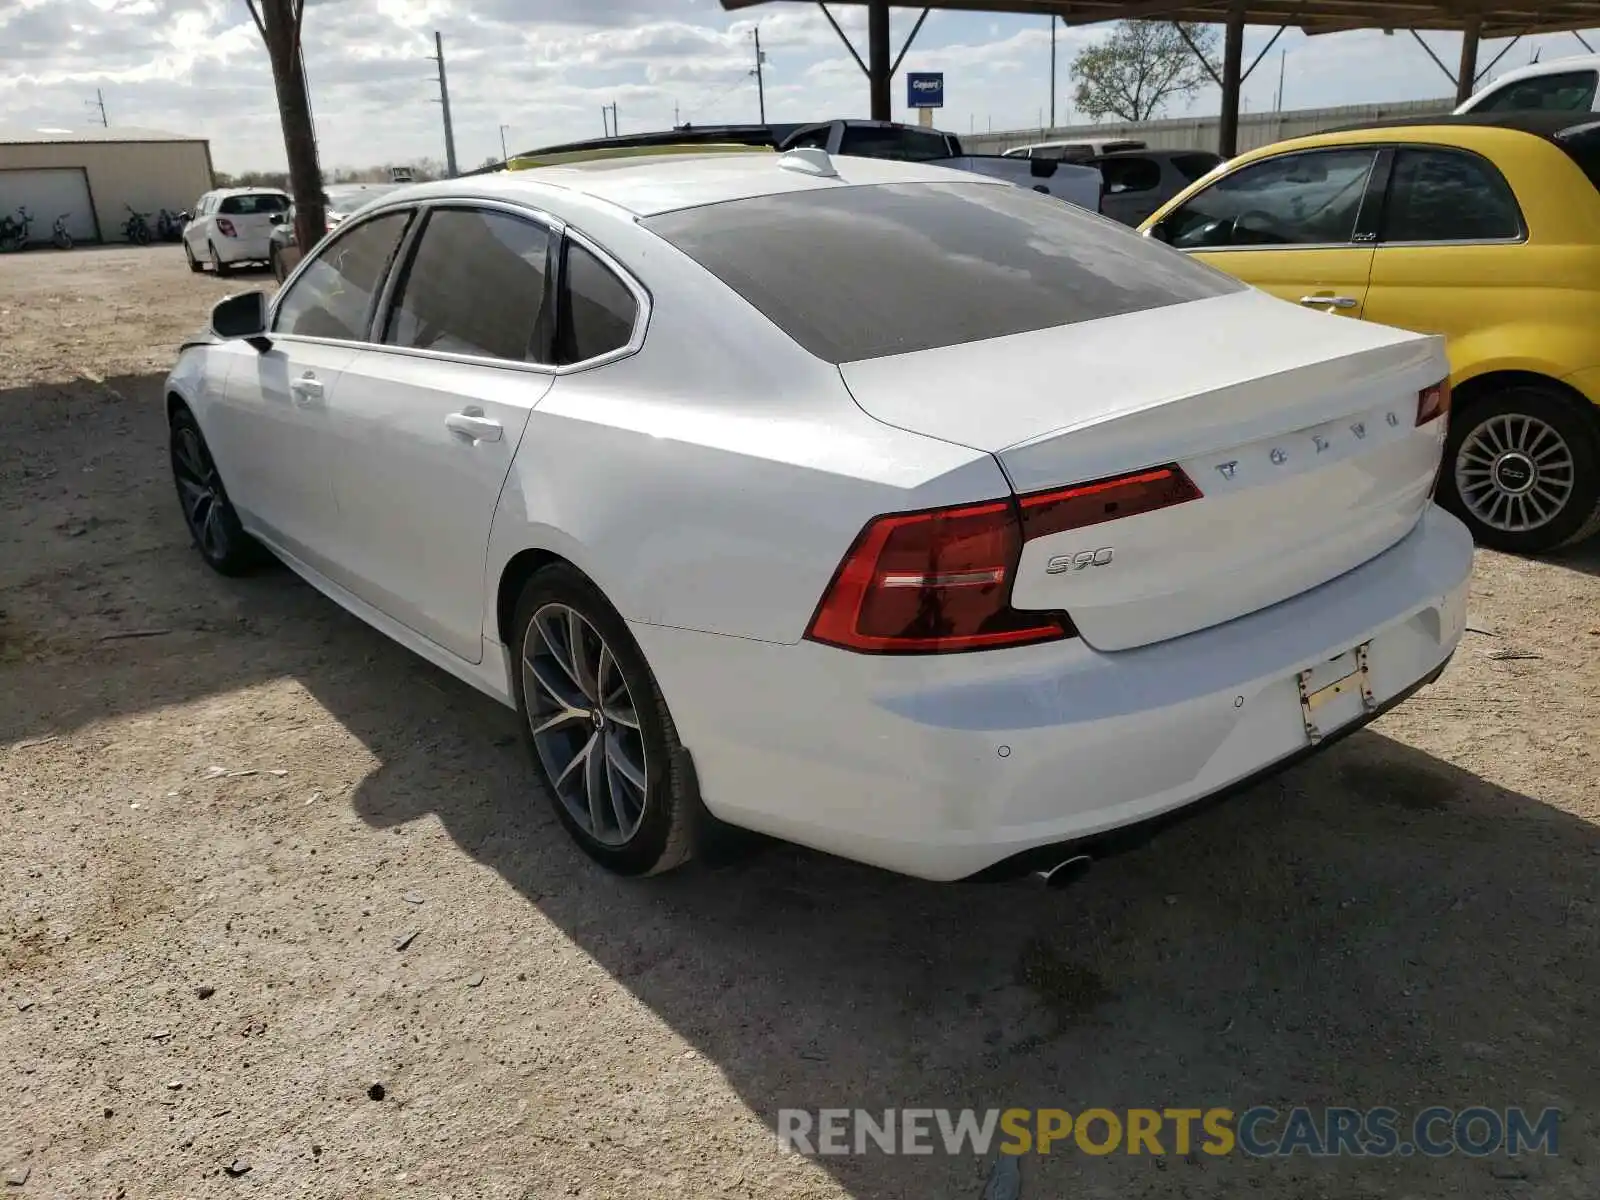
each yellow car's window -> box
[1382,149,1522,243]
[1163,148,1378,249]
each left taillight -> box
[805,464,1201,655]
[215,217,237,238]
[1417,378,1451,426]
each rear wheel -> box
[208,241,231,277]
[169,407,261,575]
[184,241,203,273]
[511,564,701,876]
[1437,384,1600,553]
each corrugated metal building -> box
[0,126,215,246]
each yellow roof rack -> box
[506,143,774,171]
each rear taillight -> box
[806,465,1200,655]
[216,217,237,238]
[1416,378,1451,425]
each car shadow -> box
[4,371,1597,1197]
[1548,534,1600,578]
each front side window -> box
[1472,70,1598,113]
[556,241,638,365]
[383,208,551,361]
[644,181,1243,364]
[1381,148,1522,242]
[1098,156,1162,193]
[272,210,411,341]
[1159,148,1379,249]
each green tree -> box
[1071,22,1218,122]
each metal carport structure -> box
[720,0,1600,155]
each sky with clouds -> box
[1,0,1597,172]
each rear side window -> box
[1172,152,1223,182]
[556,241,638,365]
[643,181,1243,364]
[1098,156,1162,193]
[1381,148,1522,242]
[219,193,289,215]
[273,211,411,341]
[384,208,551,362]
[1472,70,1598,113]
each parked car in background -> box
[1004,137,1147,161]
[1454,53,1600,114]
[1141,111,1600,553]
[183,188,290,276]
[166,149,1469,883]
[1092,148,1223,226]
[269,182,404,282]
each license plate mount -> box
[1295,642,1376,745]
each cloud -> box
[0,0,1596,172]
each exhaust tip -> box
[1036,854,1092,890]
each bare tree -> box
[244,0,326,254]
[1071,21,1219,122]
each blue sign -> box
[907,72,944,109]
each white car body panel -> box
[1454,53,1600,113]
[166,156,1471,881]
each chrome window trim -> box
[265,194,651,376]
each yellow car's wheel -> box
[1439,384,1600,554]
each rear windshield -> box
[642,181,1243,363]
[219,193,289,215]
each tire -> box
[169,406,262,575]
[208,241,231,277]
[131,223,151,247]
[510,563,702,876]
[1436,383,1600,554]
[184,241,203,273]
[53,229,72,251]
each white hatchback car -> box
[165,150,1472,882]
[183,187,291,275]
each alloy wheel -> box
[172,424,229,559]
[520,602,649,846]
[1454,412,1576,534]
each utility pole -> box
[428,31,458,178]
[1049,16,1056,129]
[499,124,511,162]
[752,27,767,124]
[602,102,619,136]
[86,88,108,127]
[245,0,325,259]
[1275,49,1286,111]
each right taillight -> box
[805,464,1200,655]
[1417,378,1451,425]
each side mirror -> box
[211,291,271,351]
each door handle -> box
[1299,295,1358,310]
[289,374,324,405]
[446,411,503,443]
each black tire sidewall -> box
[209,242,230,276]
[510,565,687,876]
[1438,386,1600,554]
[169,408,255,575]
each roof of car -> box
[1461,52,1600,101]
[387,150,999,218]
[208,186,289,196]
[1322,110,1600,141]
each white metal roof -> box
[0,125,206,146]
[397,150,999,218]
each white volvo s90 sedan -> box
[164,149,1473,882]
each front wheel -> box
[53,229,72,251]
[130,223,151,247]
[0,230,22,253]
[511,564,702,876]
[1437,384,1600,553]
[169,407,262,575]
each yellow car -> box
[1141,111,1600,553]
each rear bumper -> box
[632,505,1474,881]
[219,236,272,263]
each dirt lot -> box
[1,246,1598,1200]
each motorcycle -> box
[123,205,152,246]
[156,208,188,242]
[0,205,35,252]
[52,212,73,250]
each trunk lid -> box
[838,289,1449,652]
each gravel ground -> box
[2,246,1598,1200]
